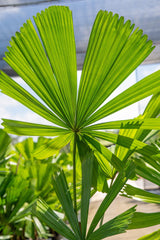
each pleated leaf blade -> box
[32,198,77,240]
[2,119,70,136]
[87,161,135,237]
[128,212,160,229]
[85,70,160,126]
[33,133,73,159]
[77,140,94,239]
[83,134,123,172]
[84,118,160,131]
[52,169,81,239]
[135,159,160,186]
[122,184,160,204]
[88,206,136,240]
[2,6,77,129]
[86,131,160,159]
[77,10,154,127]
[34,6,77,126]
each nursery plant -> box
[0,5,160,239]
[122,131,160,204]
[0,136,48,238]
[0,129,11,174]
[0,135,77,239]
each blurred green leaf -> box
[0,236,12,240]
[138,229,160,240]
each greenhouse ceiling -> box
[0,0,160,76]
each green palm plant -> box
[120,132,160,240]
[11,136,81,211]
[0,136,72,239]
[0,5,160,239]
[0,136,50,239]
[0,129,11,178]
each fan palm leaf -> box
[1,6,160,139]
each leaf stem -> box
[73,132,77,215]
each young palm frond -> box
[1,6,160,169]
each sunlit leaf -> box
[135,159,160,186]
[122,184,160,204]
[0,72,66,128]
[83,134,123,172]
[84,118,160,131]
[33,133,73,159]
[84,71,160,126]
[87,130,159,158]
[77,11,154,127]
[2,119,70,136]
